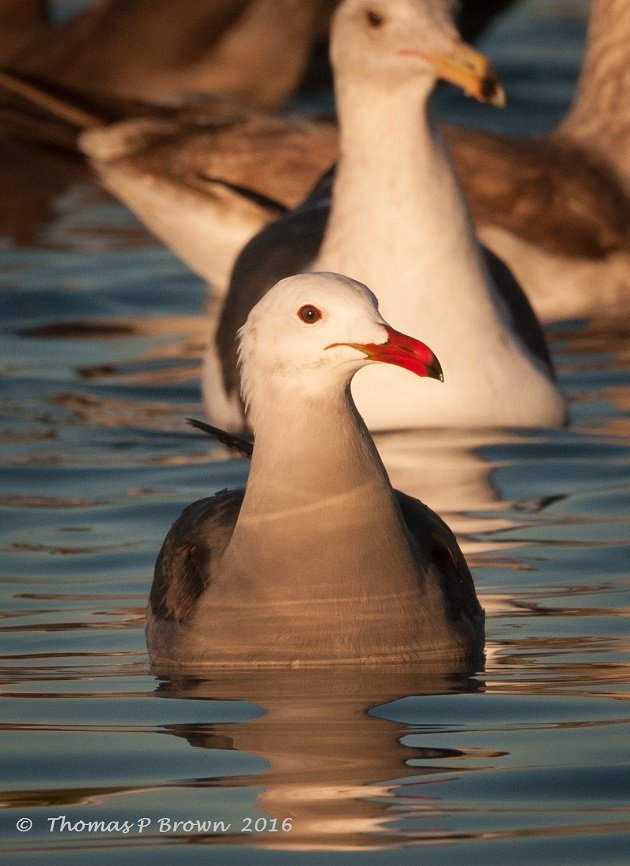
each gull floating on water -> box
[204,0,567,433]
[147,272,484,669]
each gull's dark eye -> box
[297,304,323,324]
[366,9,383,27]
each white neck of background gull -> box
[316,72,502,335]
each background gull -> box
[204,0,566,432]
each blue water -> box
[2,1,630,863]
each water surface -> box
[1,1,629,863]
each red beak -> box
[328,325,444,381]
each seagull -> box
[445,0,630,322]
[0,65,339,290]
[204,0,567,432]
[79,109,338,292]
[0,1,49,65]
[6,0,337,109]
[147,272,484,669]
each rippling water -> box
[2,1,630,863]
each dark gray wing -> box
[482,244,555,375]
[150,488,244,622]
[216,168,333,398]
[395,489,484,626]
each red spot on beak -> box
[328,325,443,381]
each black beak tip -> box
[430,355,444,383]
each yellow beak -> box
[420,40,506,107]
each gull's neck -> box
[315,72,502,333]
[557,0,630,187]
[222,380,422,602]
[243,384,388,508]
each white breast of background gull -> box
[204,0,567,433]
[147,272,484,670]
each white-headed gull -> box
[147,272,484,669]
[203,0,567,432]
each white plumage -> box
[204,0,567,432]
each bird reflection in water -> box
[152,665,486,850]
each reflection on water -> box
[1,0,630,862]
[151,667,484,850]
[374,428,522,555]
